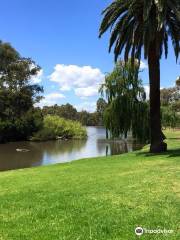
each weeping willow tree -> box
[100,60,149,142]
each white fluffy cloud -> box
[140,61,148,70]
[31,69,43,84]
[75,101,97,113]
[37,92,65,107]
[75,86,99,98]
[49,64,105,97]
[45,92,65,100]
[144,85,150,99]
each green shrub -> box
[0,108,43,143]
[31,115,87,141]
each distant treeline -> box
[41,98,107,127]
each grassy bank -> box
[0,131,179,240]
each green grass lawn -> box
[0,131,179,240]
[164,128,180,139]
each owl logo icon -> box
[135,227,144,236]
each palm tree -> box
[99,0,180,153]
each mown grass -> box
[164,128,180,139]
[0,131,179,240]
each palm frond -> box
[99,0,180,62]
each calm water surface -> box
[0,127,143,171]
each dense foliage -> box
[41,100,107,127]
[0,41,43,143]
[42,104,78,121]
[100,60,149,142]
[96,98,108,126]
[161,84,180,128]
[31,115,87,141]
[161,106,180,129]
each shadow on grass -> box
[136,148,180,158]
[168,138,180,140]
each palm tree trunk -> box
[148,41,167,153]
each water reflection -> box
[103,140,143,156]
[0,140,86,171]
[0,127,144,171]
[0,142,44,171]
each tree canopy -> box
[99,0,180,62]
[0,41,43,142]
[100,60,149,142]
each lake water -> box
[0,127,143,171]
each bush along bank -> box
[30,115,87,141]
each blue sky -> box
[0,0,179,112]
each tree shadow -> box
[136,148,180,158]
[168,138,180,140]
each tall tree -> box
[0,41,43,142]
[100,60,149,142]
[99,0,180,152]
